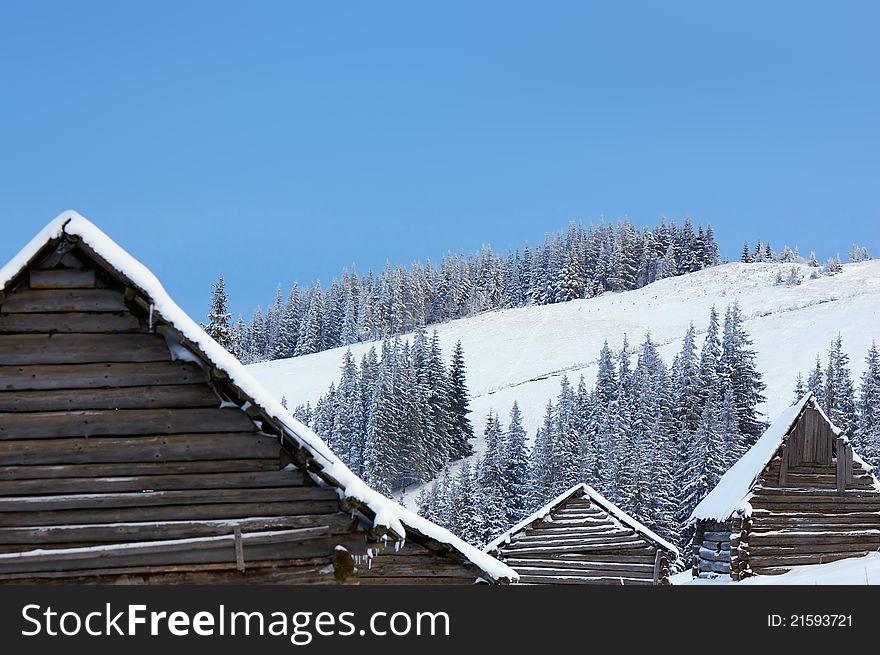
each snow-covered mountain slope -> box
[249,261,880,441]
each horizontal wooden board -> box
[749,552,869,569]
[360,554,477,579]
[0,312,141,334]
[0,361,208,391]
[0,559,340,585]
[0,514,356,546]
[1,288,125,313]
[0,458,279,481]
[0,433,281,466]
[501,539,648,555]
[0,334,170,365]
[0,499,345,527]
[0,469,309,496]
[0,528,367,575]
[510,531,637,547]
[516,574,652,585]
[0,407,256,440]
[505,558,655,572]
[512,565,655,580]
[29,269,97,290]
[0,485,338,513]
[0,385,220,413]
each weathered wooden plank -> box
[749,531,880,545]
[0,361,208,391]
[529,518,615,529]
[0,558,339,585]
[0,433,281,466]
[749,540,880,554]
[0,385,219,413]
[697,560,730,574]
[0,499,343,527]
[360,556,478,578]
[0,469,310,496]
[751,487,880,500]
[778,443,789,486]
[652,549,663,584]
[0,407,255,440]
[29,269,96,290]
[510,551,658,564]
[512,565,655,580]
[515,574,652,585]
[0,485,338,512]
[512,527,633,542]
[504,557,654,571]
[357,577,478,586]
[846,443,854,486]
[0,458,279,481]
[1,289,125,313]
[501,539,647,555]
[0,312,141,334]
[749,551,870,568]
[0,527,357,574]
[0,514,355,546]
[513,525,623,538]
[0,334,170,365]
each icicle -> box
[148,304,154,330]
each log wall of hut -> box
[0,239,489,585]
[493,491,673,585]
[692,519,731,577]
[695,406,880,580]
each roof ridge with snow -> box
[484,482,679,555]
[0,210,517,583]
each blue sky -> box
[0,2,877,318]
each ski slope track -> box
[249,261,880,505]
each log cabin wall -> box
[694,404,880,579]
[692,519,732,578]
[0,238,496,585]
[494,490,673,585]
[746,407,880,575]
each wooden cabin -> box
[690,392,880,580]
[485,483,678,584]
[0,211,516,585]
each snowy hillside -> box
[250,261,880,435]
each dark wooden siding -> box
[494,492,672,585]
[359,542,485,585]
[0,245,492,584]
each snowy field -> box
[671,552,880,585]
[249,260,880,504]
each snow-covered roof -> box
[689,392,842,522]
[484,482,679,556]
[0,210,517,584]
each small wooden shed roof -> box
[485,483,679,556]
[0,211,516,583]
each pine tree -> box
[447,341,474,458]
[807,355,826,406]
[825,334,857,436]
[741,242,751,263]
[720,303,767,452]
[501,402,531,522]
[205,275,234,351]
[857,341,880,470]
[792,372,807,404]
